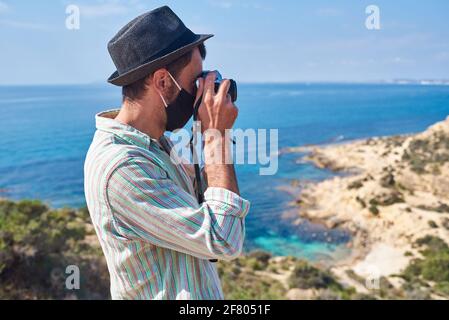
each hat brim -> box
[108,34,213,86]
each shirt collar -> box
[96,109,161,150]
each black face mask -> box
[160,72,196,132]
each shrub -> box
[248,250,272,269]
[369,191,404,207]
[356,196,366,208]
[0,200,109,300]
[428,220,438,229]
[288,260,342,291]
[217,259,285,300]
[369,205,380,216]
[401,236,449,297]
[380,172,396,188]
[403,133,449,174]
[415,235,449,252]
[418,203,449,214]
[348,180,364,190]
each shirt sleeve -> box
[106,157,250,261]
[183,163,208,196]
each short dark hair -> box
[122,43,207,101]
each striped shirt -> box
[84,110,250,300]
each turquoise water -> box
[1,83,449,262]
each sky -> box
[0,0,448,85]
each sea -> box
[1,83,449,263]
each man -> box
[84,6,250,300]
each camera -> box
[200,70,238,102]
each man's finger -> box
[217,79,231,100]
[204,71,216,98]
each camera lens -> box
[198,70,238,102]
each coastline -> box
[2,116,449,299]
[286,116,449,295]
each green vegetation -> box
[287,261,359,300]
[219,254,364,300]
[348,174,375,191]
[288,260,341,291]
[428,220,439,229]
[380,171,396,189]
[417,203,449,214]
[369,205,380,216]
[348,180,364,190]
[369,191,404,207]
[401,236,449,297]
[379,167,415,195]
[353,170,407,217]
[217,252,286,300]
[384,136,407,149]
[2,199,448,300]
[402,132,449,174]
[0,199,110,299]
[355,196,366,208]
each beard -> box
[165,84,179,105]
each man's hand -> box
[194,71,240,195]
[195,72,238,135]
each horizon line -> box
[1,79,449,87]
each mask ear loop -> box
[158,72,181,108]
[159,92,169,108]
[167,71,182,91]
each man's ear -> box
[152,69,168,93]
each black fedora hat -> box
[107,6,213,86]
